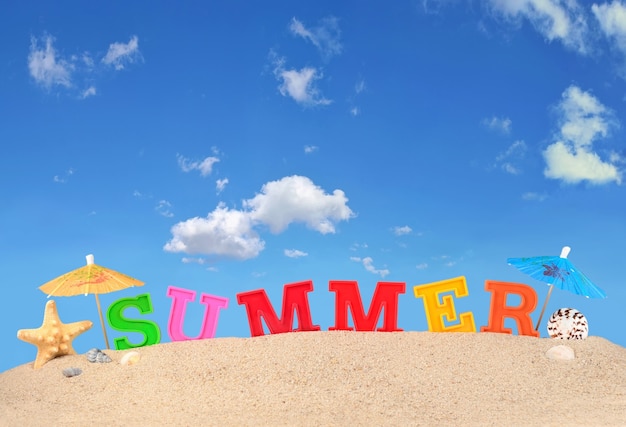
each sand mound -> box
[1,331,625,426]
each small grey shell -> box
[62,367,82,377]
[85,348,112,363]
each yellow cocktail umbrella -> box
[39,254,144,349]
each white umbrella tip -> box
[560,246,571,258]
[86,254,95,265]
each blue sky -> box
[2,1,626,372]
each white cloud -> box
[164,203,265,260]
[543,86,622,184]
[156,200,174,218]
[277,67,331,106]
[81,86,96,99]
[271,53,331,106]
[351,256,390,278]
[495,140,527,174]
[393,225,412,236]
[592,1,626,54]
[164,175,353,260]
[102,35,140,70]
[304,145,319,154]
[177,154,220,176]
[350,107,360,117]
[182,257,208,264]
[28,35,72,88]
[487,0,590,54]
[289,16,343,60]
[483,115,512,133]
[244,175,354,234]
[284,249,308,258]
[28,34,142,97]
[216,178,229,194]
[416,263,429,270]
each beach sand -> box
[1,331,625,426]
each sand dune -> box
[1,331,625,426]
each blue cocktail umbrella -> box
[507,246,606,331]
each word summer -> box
[105,276,543,350]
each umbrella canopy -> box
[507,246,606,299]
[39,254,144,349]
[507,246,606,331]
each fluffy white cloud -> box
[165,175,353,260]
[244,175,354,234]
[277,67,331,106]
[284,249,308,258]
[164,203,264,260]
[102,35,140,70]
[351,256,390,278]
[289,16,343,60]
[177,154,220,176]
[28,35,72,88]
[271,52,331,106]
[392,225,412,236]
[543,86,622,184]
[488,0,590,54]
[304,145,318,154]
[593,1,626,53]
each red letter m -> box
[329,281,405,332]
[236,280,321,337]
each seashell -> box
[62,367,82,377]
[545,345,575,361]
[85,348,112,363]
[547,308,588,340]
[120,351,141,366]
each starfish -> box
[17,300,93,369]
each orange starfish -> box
[17,300,93,369]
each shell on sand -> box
[85,348,112,363]
[120,351,141,366]
[62,367,82,378]
[546,345,575,361]
[547,308,588,339]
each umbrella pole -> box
[535,285,554,331]
[94,294,110,350]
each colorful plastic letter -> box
[106,293,161,350]
[166,286,229,342]
[480,280,539,337]
[329,281,405,331]
[236,280,321,337]
[413,276,476,332]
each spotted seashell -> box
[86,348,112,363]
[62,367,82,377]
[547,308,588,340]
